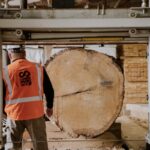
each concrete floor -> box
[22,115,148,150]
[117,116,147,150]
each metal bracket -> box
[129,7,150,18]
[128,29,150,38]
[14,12,22,19]
[97,2,105,15]
[15,29,24,39]
[15,29,31,40]
[129,28,137,36]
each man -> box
[3,45,54,150]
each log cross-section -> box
[46,48,124,137]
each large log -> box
[46,48,123,137]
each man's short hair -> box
[7,45,25,53]
[10,47,25,53]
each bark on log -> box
[46,48,124,137]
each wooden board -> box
[46,48,124,137]
[124,82,148,104]
[124,57,147,82]
[121,44,147,57]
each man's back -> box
[3,47,53,150]
[3,59,44,120]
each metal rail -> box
[0,18,150,29]
[1,40,148,45]
[0,8,20,11]
[7,139,146,143]
[0,30,3,148]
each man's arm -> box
[43,68,54,117]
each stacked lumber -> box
[124,82,148,103]
[122,44,148,104]
[124,58,147,82]
[122,44,147,57]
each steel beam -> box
[11,9,150,18]
[0,8,147,19]
[1,39,148,45]
[1,31,129,40]
[0,18,150,29]
[30,32,129,39]
[1,9,129,19]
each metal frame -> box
[0,30,3,147]
[1,39,148,45]
[0,8,149,43]
[0,8,149,18]
[0,6,150,148]
[0,18,150,29]
[0,8,149,42]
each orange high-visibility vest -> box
[3,59,44,120]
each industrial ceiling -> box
[0,0,144,8]
[0,0,150,44]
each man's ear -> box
[8,52,12,60]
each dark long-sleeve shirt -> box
[3,67,54,112]
[43,68,54,108]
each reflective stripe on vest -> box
[36,64,42,96]
[5,96,42,105]
[3,67,12,97]
[4,64,43,105]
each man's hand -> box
[46,108,53,118]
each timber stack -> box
[121,44,148,104]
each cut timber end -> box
[46,48,124,137]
